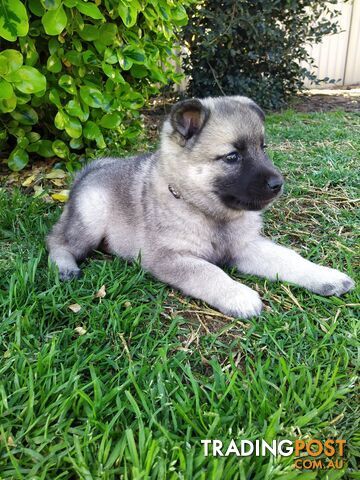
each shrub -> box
[0,0,191,171]
[181,0,341,109]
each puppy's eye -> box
[224,151,242,164]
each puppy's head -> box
[160,96,283,216]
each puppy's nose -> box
[266,175,283,193]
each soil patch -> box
[291,87,360,113]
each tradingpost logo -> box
[201,439,346,470]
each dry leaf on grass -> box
[50,178,66,187]
[6,172,20,184]
[68,303,81,313]
[95,285,106,298]
[22,174,37,187]
[42,194,54,203]
[52,190,69,202]
[7,436,15,447]
[45,169,67,179]
[74,326,87,336]
[33,185,44,197]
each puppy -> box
[47,96,355,317]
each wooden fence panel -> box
[304,0,360,87]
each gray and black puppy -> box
[47,96,355,318]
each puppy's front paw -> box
[220,284,263,319]
[312,268,355,297]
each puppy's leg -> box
[148,253,263,318]
[47,208,98,281]
[234,237,355,296]
[47,244,81,280]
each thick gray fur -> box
[47,96,355,318]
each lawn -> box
[0,109,359,479]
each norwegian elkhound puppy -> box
[47,96,355,318]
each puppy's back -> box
[47,154,154,279]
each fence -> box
[304,0,360,88]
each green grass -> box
[0,110,359,479]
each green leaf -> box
[142,6,157,27]
[27,131,41,143]
[64,50,83,66]
[19,36,39,66]
[54,110,67,129]
[144,42,159,62]
[42,5,67,35]
[48,37,60,55]
[101,93,116,112]
[65,114,82,138]
[63,0,77,6]
[52,139,69,158]
[98,24,117,46]
[0,56,7,75]
[82,50,98,65]
[78,66,86,77]
[149,66,167,83]
[49,88,62,107]
[41,0,61,10]
[122,45,145,65]
[27,139,54,157]
[69,137,83,149]
[131,64,147,79]
[0,79,14,99]
[78,24,99,41]
[28,0,45,16]
[58,74,76,94]
[82,121,97,140]
[34,88,46,99]
[99,112,122,129]
[80,86,104,108]
[118,1,138,28]
[8,148,29,171]
[8,126,25,138]
[0,0,29,41]
[65,117,82,138]
[0,49,23,75]
[55,110,82,138]
[171,4,188,27]
[47,53,62,73]
[155,0,170,21]
[0,94,17,112]
[17,136,29,148]
[65,98,88,121]
[117,52,132,71]
[10,105,38,125]
[104,48,118,65]
[76,0,103,20]
[102,62,125,83]
[122,91,144,109]
[15,91,31,105]
[73,38,82,51]
[83,120,105,148]
[7,66,46,94]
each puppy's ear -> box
[249,103,265,122]
[170,99,209,141]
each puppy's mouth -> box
[219,194,275,211]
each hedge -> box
[0,0,192,171]
[181,0,341,109]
